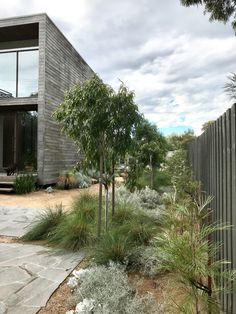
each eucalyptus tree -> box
[133,119,168,189]
[54,74,141,235]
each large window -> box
[0,48,38,98]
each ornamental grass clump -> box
[154,194,236,313]
[22,204,65,241]
[68,263,161,314]
[71,194,97,222]
[14,174,36,194]
[49,214,93,250]
[93,230,132,265]
[49,196,96,250]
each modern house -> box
[0,13,93,185]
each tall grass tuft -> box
[49,214,93,250]
[71,193,97,222]
[94,230,132,265]
[22,204,65,241]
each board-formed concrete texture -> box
[0,206,40,237]
[0,14,94,185]
[0,243,84,314]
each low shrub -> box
[137,168,170,191]
[69,263,161,314]
[114,185,163,212]
[57,171,92,190]
[14,174,36,194]
[131,245,161,277]
[111,203,136,226]
[22,205,64,241]
[49,214,93,250]
[93,230,133,265]
[119,220,156,246]
[71,193,97,222]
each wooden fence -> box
[188,103,236,313]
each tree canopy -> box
[225,72,236,100]
[168,129,196,151]
[134,118,168,168]
[180,0,236,32]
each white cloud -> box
[0,0,235,135]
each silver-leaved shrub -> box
[114,185,164,217]
[69,263,163,314]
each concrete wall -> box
[40,15,93,184]
[0,13,94,184]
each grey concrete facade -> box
[0,14,94,185]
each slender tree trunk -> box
[98,153,103,237]
[150,154,153,189]
[105,186,109,230]
[112,158,115,216]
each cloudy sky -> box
[1,0,236,135]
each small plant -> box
[71,194,97,222]
[14,174,36,194]
[22,205,65,241]
[137,186,162,209]
[49,214,93,250]
[154,195,236,313]
[94,230,132,265]
[111,203,136,226]
[69,263,160,314]
[118,220,156,246]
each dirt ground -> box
[0,184,99,210]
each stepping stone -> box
[0,243,85,314]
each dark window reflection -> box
[0,111,37,170]
[0,49,38,98]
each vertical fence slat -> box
[188,103,236,311]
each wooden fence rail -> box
[188,103,236,313]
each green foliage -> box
[126,118,168,190]
[134,119,168,167]
[93,201,159,265]
[23,194,97,250]
[71,193,97,222]
[111,203,136,225]
[165,149,198,198]
[49,214,93,250]
[201,120,215,132]
[168,129,195,151]
[225,72,236,100]
[180,0,236,32]
[154,194,235,313]
[72,263,160,313]
[14,174,36,194]
[137,168,170,191]
[49,194,97,250]
[54,74,142,234]
[118,220,156,246]
[22,205,64,241]
[94,230,133,265]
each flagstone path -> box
[0,206,84,314]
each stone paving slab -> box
[0,206,40,237]
[0,243,84,314]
